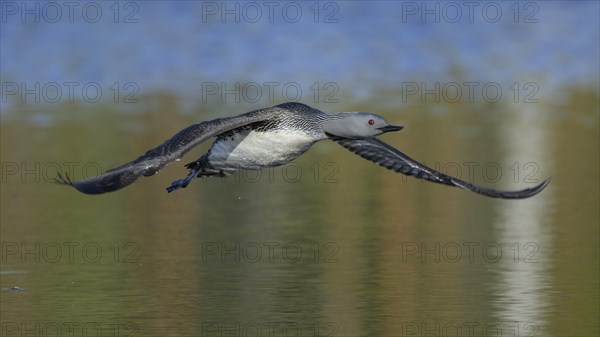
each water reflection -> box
[1,96,597,336]
[493,104,554,334]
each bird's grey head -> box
[323,112,403,139]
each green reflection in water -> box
[1,89,598,336]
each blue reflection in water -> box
[1,1,598,110]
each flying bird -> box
[55,102,550,198]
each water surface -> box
[1,1,598,336]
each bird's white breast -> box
[208,129,317,170]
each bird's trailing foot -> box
[167,157,232,192]
[166,168,200,193]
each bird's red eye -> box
[368,119,375,125]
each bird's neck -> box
[322,113,354,138]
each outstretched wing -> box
[56,106,286,194]
[336,137,550,199]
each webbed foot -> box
[166,169,198,193]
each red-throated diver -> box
[55,102,550,198]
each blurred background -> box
[1,1,598,336]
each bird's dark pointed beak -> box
[378,124,404,133]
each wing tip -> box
[54,171,74,187]
[530,176,551,196]
[494,176,551,199]
[53,171,109,195]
